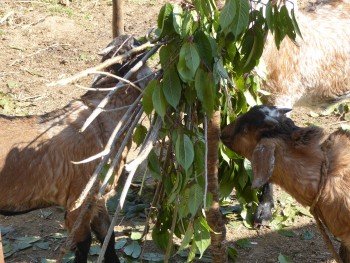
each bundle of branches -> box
[50,0,301,262]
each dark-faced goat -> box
[253,0,350,226]
[0,35,152,263]
[221,105,350,262]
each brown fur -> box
[0,36,152,262]
[221,105,350,262]
[262,0,350,109]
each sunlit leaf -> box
[142,80,157,115]
[173,4,183,36]
[194,218,211,258]
[219,0,236,32]
[175,133,194,170]
[189,184,203,216]
[178,222,194,251]
[231,0,250,38]
[163,66,182,108]
[152,83,167,119]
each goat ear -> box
[251,140,276,189]
[277,107,292,115]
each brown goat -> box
[261,0,350,109]
[0,35,152,263]
[221,105,350,262]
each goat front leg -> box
[340,242,350,263]
[91,202,120,263]
[65,208,93,263]
[254,183,274,227]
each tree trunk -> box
[206,110,227,262]
[112,0,124,38]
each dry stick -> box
[203,115,208,211]
[97,117,162,263]
[79,45,160,133]
[92,70,142,92]
[72,94,142,205]
[164,199,180,263]
[0,11,14,24]
[48,41,155,87]
[75,71,159,91]
[57,103,141,261]
[98,106,143,195]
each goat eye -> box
[243,127,248,134]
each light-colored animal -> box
[253,0,350,225]
[0,35,152,263]
[261,0,350,109]
[221,105,350,262]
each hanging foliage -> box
[135,0,301,261]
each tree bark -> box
[112,0,124,38]
[206,110,227,262]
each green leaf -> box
[172,4,183,36]
[148,149,161,180]
[175,133,194,170]
[181,11,194,37]
[124,241,142,258]
[278,253,293,263]
[278,229,296,237]
[142,252,164,262]
[187,241,197,262]
[227,246,238,260]
[179,223,194,251]
[194,218,211,258]
[159,42,178,68]
[291,9,302,38]
[131,231,143,240]
[133,124,147,147]
[194,141,205,176]
[35,241,50,250]
[241,28,265,72]
[243,90,257,107]
[152,83,167,119]
[236,238,252,248]
[188,184,203,216]
[142,80,157,114]
[280,6,296,41]
[177,43,200,82]
[302,230,315,240]
[194,31,214,67]
[163,66,182,108]
[265,2,274,32]
[220,0,236,32]
[231,0,249,38]
[195,68,216,116]
[178,187,190,218]
[158,3,175,37]
[89,244,101,255]
[13,241,32,251]
[115,238,128,250]
[15,236,41,244]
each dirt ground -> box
[0,0,345,262]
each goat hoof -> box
[254,202,273,227]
